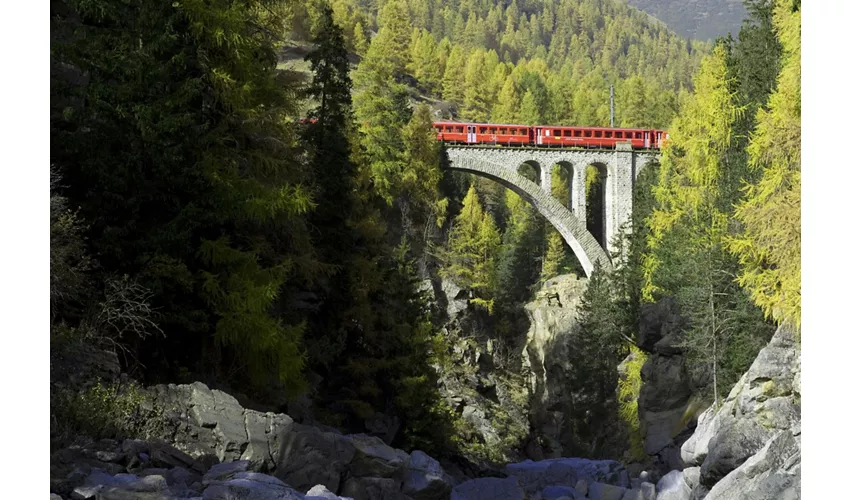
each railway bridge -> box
[444,144,658,276]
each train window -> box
[594,131,602,138]
[605,131,612,138]
[554,129,561,137]
[635,132,642,138]
[509,128,517,135]
[480,127,488,133]
[583,130,591,137]
[564,130,572,137]
[625,132,633,139]
[615,131,622,138]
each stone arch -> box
[517,160,542,185]
[446,149,612,276]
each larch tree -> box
[728,0,800,329]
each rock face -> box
[680,322,801,499]
[521,274,589,457]
[429,277,531,464]
[636,297,704,474]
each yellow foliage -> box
[727,0,801,329]
[617,345,648,460]
[642,45,742,301]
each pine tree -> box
[542,230,567,280]
[52,0,318,393]
[441,44,467,105]
[442,185,501,312]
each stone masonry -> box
[445,145,657,276]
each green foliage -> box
[52,380,165,444]
[641,44,775,403]
[441,186,501,313]
[52,0,317,393]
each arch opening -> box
[552,162,573,211]
[518,161,541,185]
[585,163,609,252]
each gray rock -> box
[575,480,589,496]
[202,471,304,500]
[349,434,410,479]
[587,482,627,500]
[680,407,719,467]
[451,477,523,500]
[305,484,344,499]
[274,423,355,492]
[681,468,700,490]
[655,470,691,500]
[506,458,629,496]
[703,430,800,500]
[202,460,250,485]
[402,450,454,500]
[640,483,656,500]
[340,476,405,499]
[700,418,771,486]
[540,485,581,500]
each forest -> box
[50,0,800,467]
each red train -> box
[433,121,668,149]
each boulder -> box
[202,460,250,485]
[402,450,454,500]
[639,482,656,500]
[305,484,347,499]
[349,434,410,479]
[655,470,691,500]
[274,423,356,492]
[539,485,581,500]
[506,457,628,496]
[587,482,627,500]
[202,472,304,500]
[340,477,407,500]
[450,477,523,500]
[703,430,800,500]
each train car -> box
[534,125,659,149]
[434,121,666,149]
[433,121,534,146]
[474,123,533,146]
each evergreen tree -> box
[442,185,501,312]
[52,0,317,393]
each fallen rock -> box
[402,450,454,500]
[451,477,523,500]
[703,430,800,500]
[339,476,406,500]
[587,481,627,500]
[505,457,629,496]
[305,484,347,499]
[202,471,303,500]
[349,434,410,479]
[202,460,250,485]
[655,470,690,500]
[274,423,355,492]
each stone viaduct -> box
[445,144,658,276]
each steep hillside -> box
[624,0,748,40]
[290,0,711,129]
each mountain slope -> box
[624,0,748,40]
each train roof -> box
[433,121,665,131]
